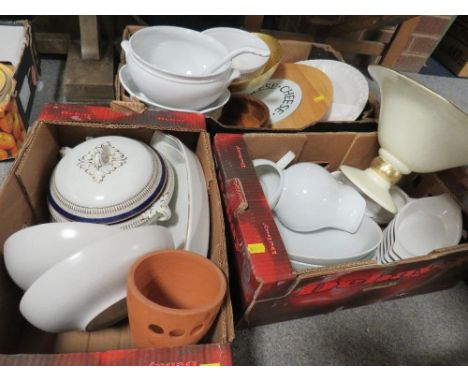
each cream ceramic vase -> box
[341,65,468,213]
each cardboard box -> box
[0,20,40,149]
[0,103,234,365]
[114,25,377,132]
[434,17,468,78]
[213,132,468,327]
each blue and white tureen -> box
[48,135,175,229]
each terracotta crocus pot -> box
[127,250,227,348]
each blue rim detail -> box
[48,149,167,225]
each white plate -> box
[274,215,382,266]
[290,260,322,272]
[20,226,174,333]
[296,59,369,122]
[151,132,210,257]
[119,65,230,114]
[4,222,120,290]
[151,132,189,249]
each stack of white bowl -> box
[119,26,270,115]
[375,194,463,264]
[253,151,383,271]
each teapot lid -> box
[48,136,167,224]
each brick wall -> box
[274,15,456,72]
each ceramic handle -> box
[156,204,172,222]
[121,40,130,55]
[228,69,241,82]
[59,147,72,157]
[276,151,295,170]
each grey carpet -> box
[1,57,468,366]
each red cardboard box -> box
[213,132,468,327]
[0,104,234,365]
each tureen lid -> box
[48,136,167,224]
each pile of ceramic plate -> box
[253,151,383,271]
[376,194,463,264]
[119,26,270,116]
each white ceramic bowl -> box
[124,49,238,111]
[119,65,231,115]
[274,163,366,233]
[393,194,462,258]
[202,27,270,76]
[121,26,241,110]
[4,222,120,290]
[290,259,322,272]
[20,226,174,333]
[274,215,382,266]
[123,26,232,77]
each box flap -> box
[0,24,25,69]
[0,343,232,366]
[213,134,296,298]
[38,103,207,132]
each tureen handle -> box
[156,204,172,222]
[121,40,130,56]
[59,147,72,157]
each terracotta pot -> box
[127,249,226,348]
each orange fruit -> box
[0,113,13,134]
[12,115,24,141]
[0,132,16,150]
[0,148,8,160]
[9,144,17,158]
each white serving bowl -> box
[20,226,174,333]
[123,26,232,77]
[4,222,120,290]
[202,27,270,76]
[121,26,241,110]
[119,65,231,116]
[124,48,239,111]
[274,162,366,233]
[274,215,382,266]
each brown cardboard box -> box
[114,25,377,132]
[0,104,234,365]
[434,17,468,78]
[213,132,468,327]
